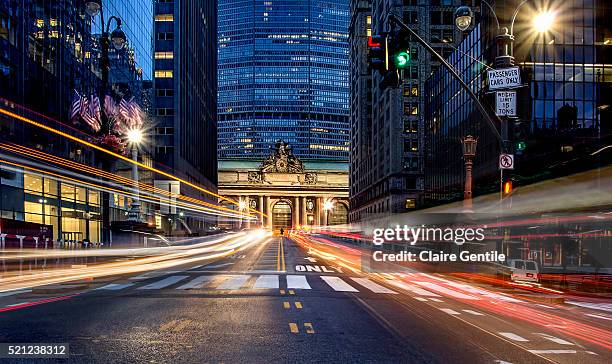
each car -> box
[507,259,540,282]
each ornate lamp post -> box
[461,136,478,210]
[126,128,143,222]
[323,199,334,226]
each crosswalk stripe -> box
[439,308,460,315]
[97,283,134,291]
[499,332,529,342]
[253,275,279,289]
[350,278,397,294]
[586,313,612,321]
[138,276,189,290]
[177,276,212,290]
[286,275,311,289]
[385,280,441,297]
[413,282,479,300]
[537,333,574,345]
[320,276,359,292]
[463,309,485,316]
[217,275,251,290]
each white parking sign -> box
[499,154,514,170]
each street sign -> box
[487,67,521,90]
[495,91,517,116]
[499,154,514,170]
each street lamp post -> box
[84,0,128,242]
[323,199,334,227]
[126,129,143,222]
[461,136,478,210]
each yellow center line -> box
[304,322,315,334]
[276,238,281,271]
[289,323,299,334]
[280,237,286,271]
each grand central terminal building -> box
[218,141,349,230]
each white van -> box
[507,259,539,282]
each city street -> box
[0,235,609,363]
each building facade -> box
[0,1,154,244]
[424,0,611,206]
[423,0,611,270]
[218,141,349,230]
[153,0,218,234]
[349,0,478,222]
[217,0,350,161]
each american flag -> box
[70,90,84,122]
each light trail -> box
[0,230,271,293]
[0,105,266,219]
[0,143,254,219]
[0,158,250,219]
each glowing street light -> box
[238,200,248,211]
[322,199,334,227]
[126,128,144,145]
[126,128,144,223]
[533,11,555,33]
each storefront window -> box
[88,190,100,206]
[24,174,43,195]
[44,178,58,197]
[61,183,76,201]
[24,201,43,224]
[76,186,87,203]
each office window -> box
[155,51,173,59]
[155,70,173,78]
[155,14,173,22]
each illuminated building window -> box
[155,14,174,22]
[405,198,416,209]
[155,70,173,78]
[155,51,173,59]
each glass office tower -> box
[218,0,350,161]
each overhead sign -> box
[499,154,515,170]
[496,91,517,116]
[488,67,521,90]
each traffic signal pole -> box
[386,13,505,152]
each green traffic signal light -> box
[394,51,410,68]
[516,141,526,151]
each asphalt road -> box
[0,236,610,363]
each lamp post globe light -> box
[85,0,102,17]
[454,6,473,32]
[323,199,334,227]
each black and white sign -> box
[496,91,517,116]
[499,154,514,170]
[488,67,521,90]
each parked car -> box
[507,259,540,282]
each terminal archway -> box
[328,202,348,225]
[272,201,292,229]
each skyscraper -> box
[153,0,218,232]
[217,0,350,161]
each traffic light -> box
[503,180,513,195]
[515,141,526,152]
[388,28,411,70]
[367,35,388,73]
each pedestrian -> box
[280,228,284,236]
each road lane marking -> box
[217,275,251,290]
[286,275,311,289]
[536,304,555,309]
[295,302,302,309]
[138,276,189,290]
[414,297,428,302]
[443,282,521,302]
[129,275,152,280]
[253,275,279,289]
[320,276,359,292]
[429,298,443,302]
[276,238,281,271]
[498,332,529,342]
[289,323,299,333]
[288,289,295,295]
[283,301,290,309]
[350,278,397,294]
[280,238,286,271]
[413,282,479,300]
[280,289,286,295]
[439,308,460,315]
[177,276,212,290]
[97,283,134,291]
[527,350,577,354]
[463,309,485,316]
[536,333,574,345]
[585,313,612,321]
[566,301,612,312]
[304,322,315,334]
